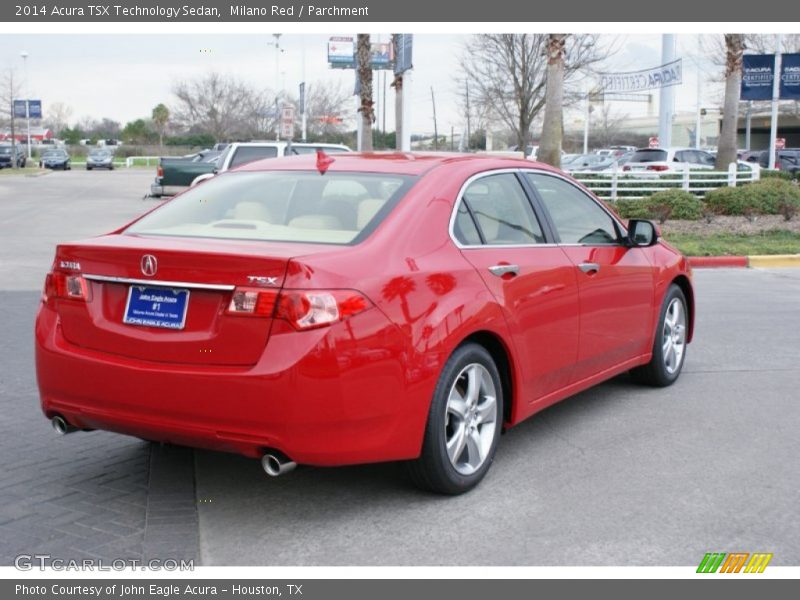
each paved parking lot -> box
[1,170,798,566]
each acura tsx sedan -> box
[35,153,694,494]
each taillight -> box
[157,166,164,178]
[226,287,370,330]
[647,165,669,171]
[226,288,277,316]
[43,272,90,303]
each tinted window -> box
[629,150,667,163]
[526,173,619,245]
[459,173,544,245]
[125,171,415,245]
[229,146,279,168]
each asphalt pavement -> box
[0,169,798,566]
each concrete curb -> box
[688,254,800,268]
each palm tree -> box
[356,34,374,151]
[716,34,745,169]
[151,103,170,149]
[538,34,567,167]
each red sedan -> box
[35,153,694,494]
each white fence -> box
[124,156,160,168]
[568,163,761,201]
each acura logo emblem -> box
[141,255,158,276]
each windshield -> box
[125,170,416,245]
[90,151,110,158]
[0,147,12,154]
[43,151,66,158]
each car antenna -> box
[316,149,334,175]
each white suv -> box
[623,147,716,174]
[191,141,351,186]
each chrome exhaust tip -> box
[51,415,78,435]
[261,452,297,477]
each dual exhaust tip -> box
[261,452,296,477]
[53,416,297,477]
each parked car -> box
[739,150,761,163]
[189,141,352,187]
[565,153,632,172]
[150,142,352,197]
[36,153,694,495]
[758,149,800,176]
[86,149,115,170]
[623,147,716,174]
[0,144,26,168]
[39,149,71,170]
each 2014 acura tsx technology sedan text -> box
[35,153,694,494]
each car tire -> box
[87,166,92,170]
[630,284,688,387]
[407,343,503,495]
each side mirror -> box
[625,219,659,247]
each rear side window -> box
[125,171,415,245]
[456,173,545,246]
[629,150,667,163]
[229,146,279,168]
[526,173,619,245]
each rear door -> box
[525,172,656,381]
[452,171,580,401]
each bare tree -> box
[293,81,352,138]
[595,104,629,148]
[172,73,264,141]
[44,102,73,137]
[716,34,745,169]
[460,34,605,152]
[356,34,374,151]
[1,69,21,168]
[539,34,567,167]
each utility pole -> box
[392,34,403,151]
[301,37,307,142]
[20,51,31,160]
[271,34,282,141]
[745,101,752,150]
[583,90,590,154]
[658,34,676,148]
[8,70,17,170]
[695,36,702,149]
[768,33,783,170]
[431,86,438,150]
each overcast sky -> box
[0,33,726,137]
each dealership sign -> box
[13,99,42,119]
[599,59,682,93]
[327,36,395,70]
[741,53,800,101]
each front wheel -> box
[407,343,503,495]
[631,284,688,387]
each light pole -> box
[271,34,283,141]
[20,51,31,160]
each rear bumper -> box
[35,302,427,466]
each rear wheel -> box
[631,284,688,386]
[407,343,503,495]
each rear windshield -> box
[125,171,416,245]
[629,150,667,162]
[229,146,279,168]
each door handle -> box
[488,264,520,277]
[578,262,600,274]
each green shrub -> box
[646,189,704,220]
[705,179,800,215]
[612,199,651,219]
[761,169,795,182]
[611,190,704,222]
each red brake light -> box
[157,166,164,177]
[227,287,371,330]
[43,272,90,303]
[226,288,278,316]
[647,165,669,171]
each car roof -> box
[235,152,561,176]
